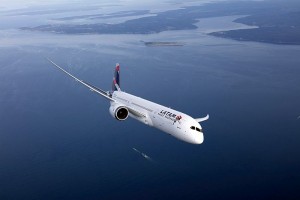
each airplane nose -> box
[194,133,204,144]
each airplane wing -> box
[47,58,114,101]
[127,107,147,118]
[195,114,209,123]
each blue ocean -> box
[0,1,300,199]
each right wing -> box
[47,58,114,101]
[195,114,209,123]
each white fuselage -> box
[112,91,204,144]
[47,59,207,144]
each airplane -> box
[47,59,209,144]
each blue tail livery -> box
[112,63,120,91]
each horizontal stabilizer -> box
[195,114,209,123]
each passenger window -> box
[190,126,195,130]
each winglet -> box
[195,114,209,123]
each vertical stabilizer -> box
[112,63,120,91]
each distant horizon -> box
[0,0,226,11]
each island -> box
[142,41,185,47]
[20,0,300,45]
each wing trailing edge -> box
[47,58,114,101]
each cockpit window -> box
[196,127,202,132]
[191,126,202,132]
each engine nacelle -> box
[109,103,129,121]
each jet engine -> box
[109,103,129,121]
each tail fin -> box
[112,63,121,91]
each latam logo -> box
[158,110,182,122]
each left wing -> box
[47,58,114,101]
